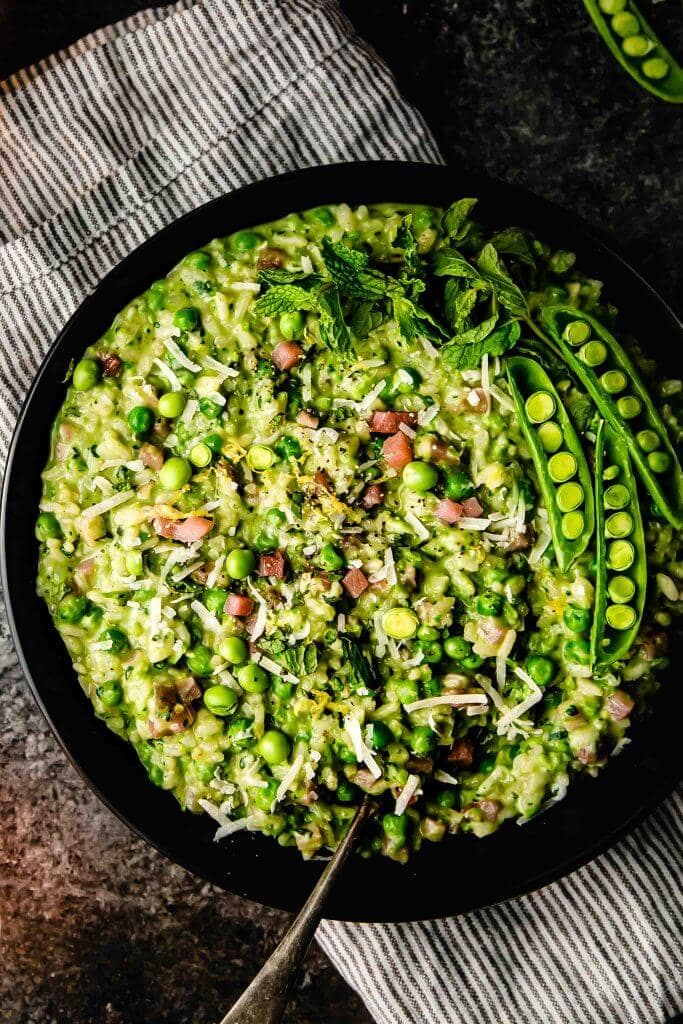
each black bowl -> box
[2,162,681,922]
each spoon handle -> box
[218,797,373,1024]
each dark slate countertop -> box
[0,2,680,1023]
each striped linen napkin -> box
[0,3,680,1023]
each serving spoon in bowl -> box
[219,796,374,1024]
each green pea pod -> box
[541,306,683,529]
[506,356,595,572]
[591,420,647,669]
[583,0,683,104]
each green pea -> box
[82,604,103,629]
[548,451,577,483]
[271,677,294,701]
[383,607,419,640]
[36,511,62,540]
[561,511,584,540]
[318,543,345,572]
[148,765,164,786]
[603,464,620,481]
[612,11,639,36]
[563,605,591,633]
[128,405,155,436]
[647,451,670,474]
[265,508,287,528]
[525,655,556,686]
[228,717,253,749]
[258,729,290,765]
[232,230,261,252]
[275,435,302,460]
[444,636,471,660]
[436,789,458,809]
[158,457,192,490]
[460,651,485,671]
[606,511,633,538]
[158,391,186,418]
[72,358,101,391]
[200,399,222,419]
[203,684,238,717]
[444,470,474,501]
[417,640,443,664]
[579,341,607,367]
[336,780,357,803]
[253,532,276,553]
[203,433,223,454]
[189,442,212,468]
[417,625,440,642]
[204,587,228,615]
[605,604,637,630]
[636,429,659,453]
[146,281,167,313]
[537,421,563,454]
[599,0,626,10]
[479,756,496,775]
[476,591,504,617]
[382,812,408,845]
[173,306,200,331]
[58,594,88,623]
[621,34,650,57]
[525,390,555,424]
[565,637,591,665]
[125,551,143,576]
[563,320,591,346]
[99,627,129,654]
[604,483,630,510]
[237,662,269,693]
[97,680,123,707]
[253,778,279,811]
[556,482,584,513]
[219,636,248,665]
[616,395,642,419]
[310,207,335,227]
[226,548,256,579]
[396,680,420,705]
[607,539,635,571]
[608,575,636,604]
[185,250,212,270]
[642,57,669,80]
[370,721,392,750]
[195,762,216,783]
[409,726,437,755]
[187,645,213,676]
[247,444,275,471]
[279,311,305,341]
[599,370,627,395]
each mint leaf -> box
[442,198,478,243]
[477,244,528,317]
[443,280,481,332]
[433,247,481,281]
[489,227,536,268]
[445,314,499,349]
[443,320,521,370]
[253,284,319,318]
[259,268,319,286]
[316,283,351,353]
[391,291,447,344]
[320,237,389,299]
[394,215,422,280]
[342,638,378,693]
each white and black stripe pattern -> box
[1,5,680,1024]
[319,784,683,1024]
[0,0,440,459]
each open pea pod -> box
[541,306,683,530]
[506,356,595,572]
[591,420,647,669]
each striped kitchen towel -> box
[0,3,680,1024]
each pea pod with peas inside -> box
[506,356,595,572]
[591,420,647,669]
[582,0,683,104]
[541,306,683,530]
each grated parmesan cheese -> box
[457,517,491,531]
[360,378,389,412]
[163,337,201,372]
[206,555,225,590]
[405,509,430,542]
[398,421,417,440]
[81,490,134,520]
[202,355,239,378]
[275,755,304,804]
[344,717,382,779]
[153,357,182,391]
[434,770,459,786]
[180,398,198,424]
[417,404,439,426]
[496,666,543,735]
[246,580,268,641]
[404,694,489,713]
[190,599,221,633]
[395,774,420,815]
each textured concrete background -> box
[1,1,681,1022]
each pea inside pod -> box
[590,420,647,669]
[541,306,683,530]
[507,356,595,572]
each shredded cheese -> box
[496,666,543,735]
[153,357,182,390]
[180,398,198,423]
[246,580,268,642]
[344,717,382,779]
[404,694,489,713]
[81,490,134,519]
[198,800,257,841]
[163,337,201,372]
[458,517,491,531]
[395,774,420,815]
[405,509,430,542]
[360,379,389,412]
[202,355,239,378]
[190,599,221,633]
[434,770,459,786]
[275,755,304,804]
[398,421,417,440]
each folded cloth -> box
[0,5,680,1024]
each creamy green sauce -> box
[36,202,681,860]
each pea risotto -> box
[36,200,683,861]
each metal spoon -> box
[219,796,373,1024]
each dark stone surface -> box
[0,2,681,1023]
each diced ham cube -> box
[436,498,463,524]
[296,410,319,428]
[478,618,507,647]
[369,411,417,434]
[272,341,303,371]
[463,388,489,414]
[427,436,458,464]
[175,677,202,703]
[342,567,369,599]
[383,431,413,470]
[258,551,287,579]
[578,747,596,765]
[606,690,634,722]
[140,444,163,471]
[360,483,385,510]
[479,799,501,822]
[462,496,483,517]
[225,594,254,618]
[505,526,532,552]
[314,469,333,493]
[447,738,474,767]
[100,352,122,377]
[257,248,285,270]
[406,756,434,773]
[153,516,213,543]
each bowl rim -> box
[2,159,681,922]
